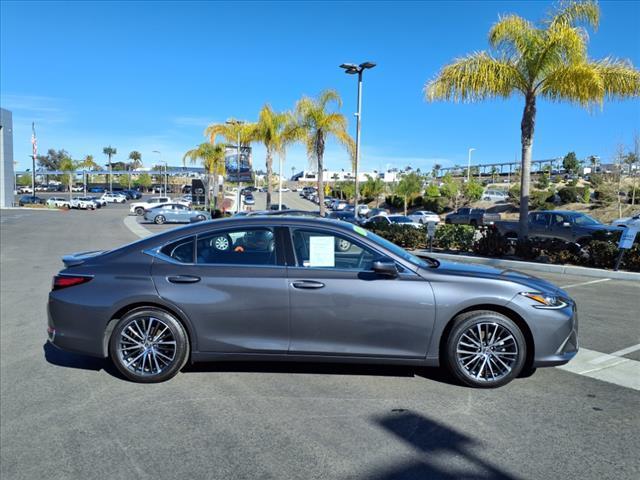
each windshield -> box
[390,216,412,223]
[363,229,434,269]
[573,214,601,225]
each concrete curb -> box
[123,216,153,239]
[417,250,640,281]
[1,206,61,212]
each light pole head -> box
[359,62,376,70]
[340,63,359,75]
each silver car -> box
[144,203,210,224]
[47,217,577,386]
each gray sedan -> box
[143,203,210,224]
[47,217,578,386]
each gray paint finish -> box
[0,108,15,208]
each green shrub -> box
[434,224,475,252]
[384,195,404,210]
[473,228,509,257]
[587,240,620,269]
[535,172,550,189]
[422,196,448,214]
[368,224,426,250]
[622,244,640,271]
[558,186,578,204]
[530,190,554,210]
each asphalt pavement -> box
[1,199,639,480]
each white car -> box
[18,186,33,194]
[611,213,640,229]
[482,189,509,202]
[129,196,190,216]
[46,197,71,208]
[71,185,84,192]
[365,215,423,229]
[408,210,441,224]
[357,204,370,216]
[101,192,127,204]
[70,197,96,210]
[278,187,290,192]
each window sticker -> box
[353,225,368,237]
[309,236,335,267]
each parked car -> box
[143,204,210,225]
[48,216,578,386]
[278,187,290,192]
[363,215,422,229]
[46,197,71,208]
[18,195,44,206]
[331,199,348,211]
[18,186,33,194]
[408,210,441,224]
[445,208,501,226]
[269,204,289,211]
[326,211,362,225]
[482,189,509,202]
[101,192,127,204]
[243,194,255,206]
[357,204,370,216]
[70,197,96,210]
[129,196,188,216]
[89,187,106,193]
[71,185,84,192]
[87,196,107,207]
[611,213,640,229]
[494,211,624,244]
[366,208,389,218]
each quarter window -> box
[291,229,377,270]
[160,237,195,263]
[196,228,277,265]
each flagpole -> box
[31,123,37,198]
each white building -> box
[292,169,402,183]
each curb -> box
[417,251,640,281]
[123,216,153,239]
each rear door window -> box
[196,228,277,266]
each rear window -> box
[160,237,195,263]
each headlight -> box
[520,292,568,309]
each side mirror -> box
[562,222,571,227]
[372,259,398,278]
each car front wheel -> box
[109,308,189,383]
[444,310,526,388]
[154,215,166,224]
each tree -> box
[462,178,484,202]
[395,172,423,215]
[128,151,143,170]
[79,155,100,192]
[432,163,442,179]
[425,1,640,238]
[36,149,68,171]
[440,173,460,208]
[563,152,580,174]
[361,174,385,207]
[292,90,354,216]
[16,173,32,186]
[59,156,78,201]
[253,105,297,207]
[103,146,117,191]
[183,143,226,210]
[135,173,152,191]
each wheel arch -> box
[438,304,535,374]
[104,302,196,359]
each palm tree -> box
[183,143,226,210]
[59,156,77,201]
[79,154,100,194]
[361,174,385,207]
[395,172,423,215]
[425,0,640,238]
[292,90,354,215]
[102,146,117,191]
[253,105,297,207]
[128,151,143,170]
[432,163,442,180]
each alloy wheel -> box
[455,322,519,383]
[117,317,177,376]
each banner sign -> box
[225,146,253,183]
[618,227,638,250]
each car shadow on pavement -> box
[364,410,520,480]
[42,342,124,379]
[183,361,460,386]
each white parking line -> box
[589,343,640,365]
[561,278,611,289]
[557,347,640,390]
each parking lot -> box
[1,201,639,480]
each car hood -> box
[433,259,567,296]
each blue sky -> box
[1,0,639,173]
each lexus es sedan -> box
[47,217,578,386]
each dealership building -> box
[0,108,15,208]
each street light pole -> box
[152,150,161,195]
[226,120,244,213]
[340,61,376,219]
[467,148,476,182]
[163,161,168,196]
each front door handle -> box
[167,275,201,284]
[291,280,325,289]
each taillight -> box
[52,275,93,291]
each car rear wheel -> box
[196,214,206,221]
[444,310,526,388]
[109,308,189,383]
[135,207,145,216]
[154,215,166,224]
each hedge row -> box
[366,223,640,272]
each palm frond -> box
[425,52,526,102]
[489,14,540,59]
[593,58,640,99]
[538,63,603,106]
[549,0,599,30]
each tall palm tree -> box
[361,174,385,207]
[79,155,100,194]
[292,90,354,215]
[253,105,297,207]
[183,143,226,210]
[103,146,117,191]
[425,0,640,238]
[128,151,143,170]
[59,156,77,201]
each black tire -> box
[196,215,206,222]
[135,207,145,216]
[470,219,478,227]
[154,215,166,225]
[443,310,526,388]
[109,308,189,383]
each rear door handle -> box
[291,280,325,289]
[167,275,201,284]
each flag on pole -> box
[31,122,37,159]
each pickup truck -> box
[444,207,501,227]
[494,210,624,244]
